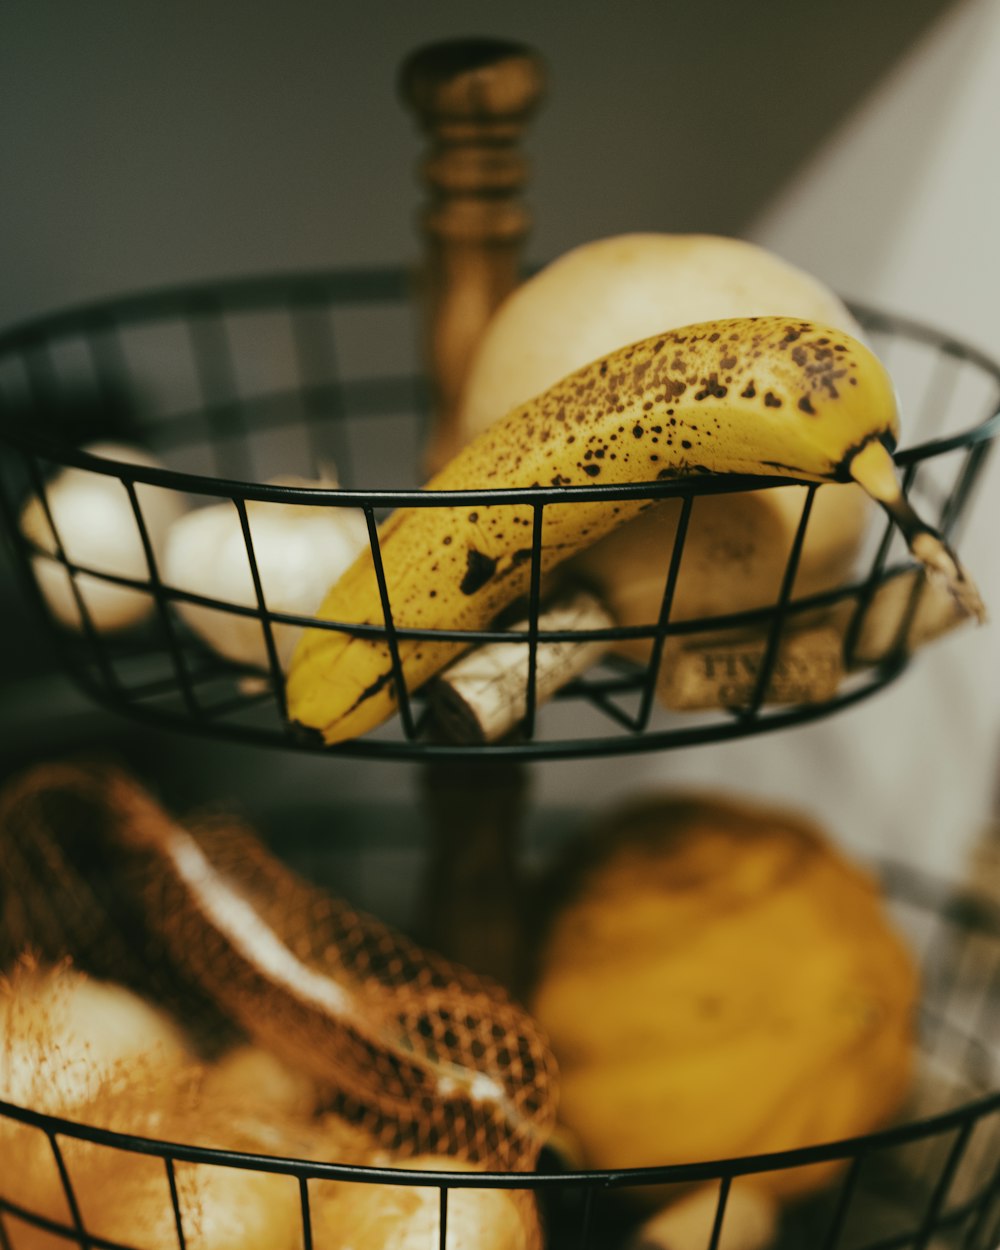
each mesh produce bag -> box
[0,762,557,1170]
[0,762,237,1049]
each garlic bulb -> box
[163,480,369,670]
[19,441,185,633]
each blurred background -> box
[1,0,998,891]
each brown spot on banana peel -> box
[286,316,976,744]
[340,668,397,720]
[460,548,497,595]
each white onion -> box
[163,482,369,670]
[19,441,186,633]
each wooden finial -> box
[399,38,546,473]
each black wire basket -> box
[0,270,999,1248]
[0,269,998,761]
[0,858,997,1250]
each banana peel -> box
[287,316,981,745]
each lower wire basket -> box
[0,859,997,1250]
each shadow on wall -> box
[749,0,992,307]
[522,0,964,247]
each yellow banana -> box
[287,315,983,744]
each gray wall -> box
[1,0,953,324]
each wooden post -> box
[417,753,530,992]
[399,37,545,474]
[399,39,545,989]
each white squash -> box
[456,234,874,660]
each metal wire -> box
[0,271,998,762]
[1,275,990,760]
[0,866,996,1249]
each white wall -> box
[751,0,1000,360]
[540,0,1000,878]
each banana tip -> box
[910,531,988,625]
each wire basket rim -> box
[1,272,999,508]
[2,272,999,761]
[1,1086,997,1190]
[2,264,1000,385]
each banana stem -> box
[847,440,986,624]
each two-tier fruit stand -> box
[0,38,998,1250]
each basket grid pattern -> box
[1,271,998,759]
[0,864,998,1250]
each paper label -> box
[660,626,844,711]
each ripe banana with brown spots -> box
[287,315,983,744]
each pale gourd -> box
[456,234,873,660]
[528,792,918,1205]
